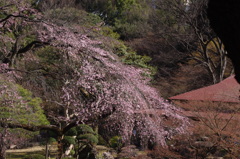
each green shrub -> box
[114,19,150,39]
[76,124,96,135]
[0,79,49,126]
[114,43,157,77]
[65,127,77,136]
[77,134,98,145]
[16,85,50,126]
[48,137,57,143]
[73,125,99,157]
[44,7,102,27]
[114,43,151,68]
[70,149,75,156]
[63,136,76,145]
[100,26,120,39]
[63,136,76,152]
[109,136,122,151]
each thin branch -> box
[0,121,59,132]
[0,14,28,23]
[17,41,49,54]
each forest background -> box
[71,0,232,97]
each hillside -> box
[0,1,189,159]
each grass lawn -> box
[7,151,44,159]
[6,146,58,159]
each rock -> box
[9,145,17,149]
[102,152,114,159]
[193,141,214,148]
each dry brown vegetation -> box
[168,99,240,158]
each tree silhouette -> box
[207,0,240,83]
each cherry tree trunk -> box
[57,135,64,159]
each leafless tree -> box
[153,0,233,84]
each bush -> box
[100,26,120,39]
[63,136,76,145]
[114,43,157,77]
[109,136,122,151]
[65,127,77,136]
[114,19,151,40]
[77,134,98,145]
[0,79,49,126]
[44,7,102,27]
[76,124,96,135]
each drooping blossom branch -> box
[35,22,189,147]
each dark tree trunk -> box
[45,141,49,159]
[0,149,6,159]
[0,129,7,159]
[57,134,64,159]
